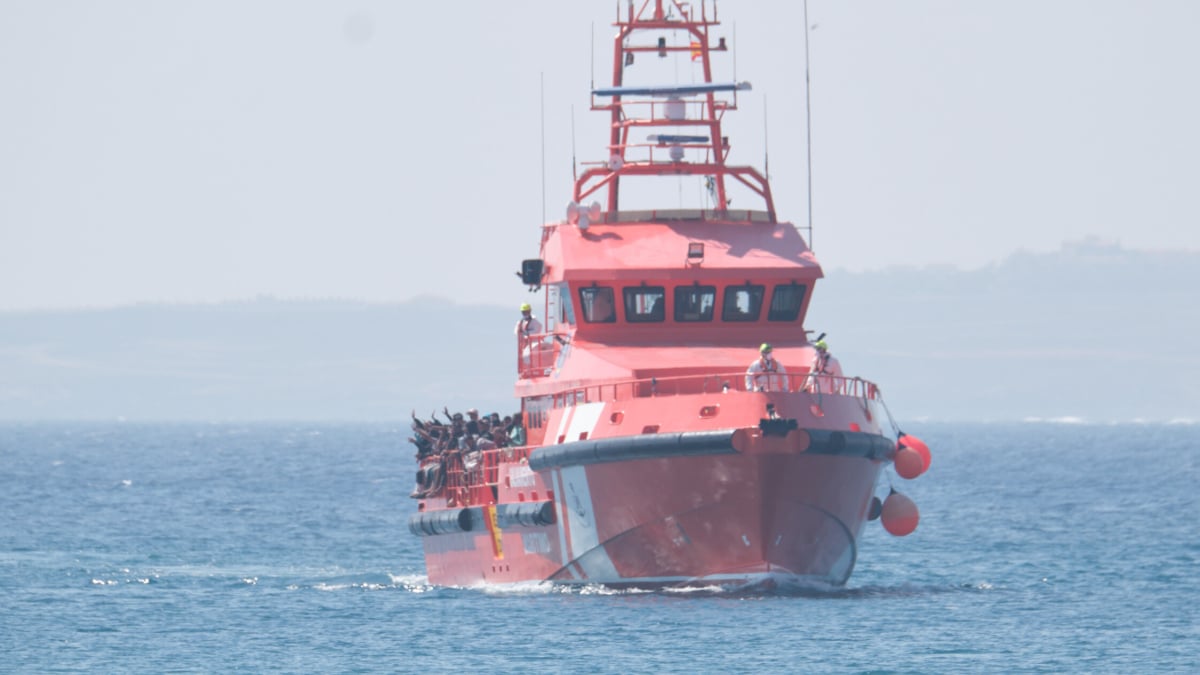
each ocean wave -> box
[1022,416,1088,424]
[1017,416,1198,426]
[477,580,563,596]
[757,581,1000,599]
[386,574,438,594]
[308,572,401,592]
[395,578,1000,599]
[87,574,157,587]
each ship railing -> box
[590,96,734,126]
[541,370,881,410]
[599,208,773,225]
[517,333,563,379]
[438,444,535,506]
[582,131,726,168]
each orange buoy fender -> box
[899,434,931,472]
[894,447,924,479]
[881,490,919,536]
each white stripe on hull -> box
[560,464,621,581]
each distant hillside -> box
[808,239,1200,421]
[0,298,519,421]
[1,240,1196,422]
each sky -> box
[2,0,1198,311]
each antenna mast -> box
[802,0,815,244]
[763,95,769,180]
[540,72,546,225]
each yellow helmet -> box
[815,340,828,351]
[520,303,532,312]
[759,343,773,353]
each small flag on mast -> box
[690,41,703,61]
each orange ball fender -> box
[881,490,920,536]
[894,447,924,479]
[899,434,931,472]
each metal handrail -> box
[516,334,879,400]
[437,445,534,504]
[517,333,562,378]
[517,351,880,410]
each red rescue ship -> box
[409,0,930,590]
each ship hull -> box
[416,425,887,589]
[546,451,881,588]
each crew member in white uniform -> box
[745,342,789,392]
[804,339,844,393]
[515,302,543,369]
[514,302,543,342]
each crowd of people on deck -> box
[407,407,527,498]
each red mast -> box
[573,0,776,222]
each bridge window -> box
[768,283,807,321]
[623,286,665,322]
[721,284,764,321]
[579,286,617,323]
[674,285,715,322]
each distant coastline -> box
[2,241,1196,422]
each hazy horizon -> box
[3,242,1197,423]
[0,236,1188,313]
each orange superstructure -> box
[409,0,928,590]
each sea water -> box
[2,421,1197,673]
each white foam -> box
[661,584,726,594]
[477,580,559,596]
[1046,416,1087,424]
[437,580,648,596]
[386,573,434,593]
[573,583,647,596]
